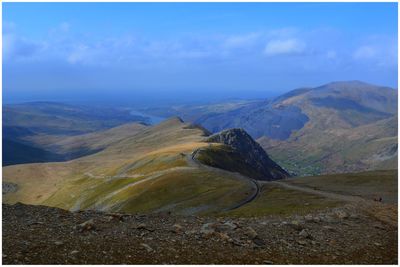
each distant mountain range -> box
[141,81,398,175]
[3,80,397,176]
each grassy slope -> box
[3,118,254,215]
[223,183,341,217]
[285,170,398,203]
[259,106,397,176]
[24,122,148,158]
[222,169,397,217]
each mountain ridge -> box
[3,117,286,215]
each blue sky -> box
[3,2,398,105]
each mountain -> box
[197,128,289,180]
[2,102,152,165]
[23,122,148,160]
[260,115,398,176]
[141,81,397,176]
[259,81,397,175]
[3,117,285,215]
[144,81,396,140]
[141,99,309,140]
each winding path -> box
[268,181,366,203]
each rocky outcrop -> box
[204,128,289,180]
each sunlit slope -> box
[285,170,398,203]
[3,117,255,215]
[260,116,397,176]
[25,122,148,160]
[261,82,397,176]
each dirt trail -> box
[269,181,366,203]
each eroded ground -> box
[2,201,397,264]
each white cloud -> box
[326,50,337,60]
[352,40,397,67]
[3,33,43,61]
[353,45,377,60]
[263,38,306,56]
[67,44,90,64]
[223,33,261,49]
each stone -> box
[54,241,64,246]
[263,260,273,264]
[334,210,348,220]
[230,238,243,246]
[289,220,304,231]
[136,223,153,231]
[304,215,314,222]
[297,240,307,246]
[253,237,266,247]
[217,221,237,231]
[299,229,311,239]
[70,250,79,255]
[141,243,154,253]
[137,223,147,229]
[109,213,124,221]
[172,224,183,233]
[313,216,321,223]
[200,223,216,235]
[77,219,95,232]
[218,232,232,242]
[244,226,258,239]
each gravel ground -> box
[2,202,397,264]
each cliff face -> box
[203,128,289,180]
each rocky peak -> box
[206,128,289,180]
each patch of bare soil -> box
[2,202,397,264]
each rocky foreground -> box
[2,203,397,264]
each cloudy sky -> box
[3,3,398,104]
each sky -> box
[3,2,398,105]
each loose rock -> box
[244,226,258,239]
[77,219,95,232]
[299,229,311,239]
[141,243,154,253]
[200,223,216,235]
[172,224,183,233]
